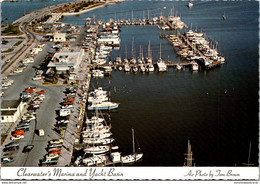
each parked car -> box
[36,90,46,94]
[5,142,19,149]
[10,135,24,141]
[22,145,34,153]
[1,157,14,164]
[12,130,24,136]
[32,75,43,81]
[49,139,63,145]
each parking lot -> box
[2,42,67,166]
[1,25,91,166]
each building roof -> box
[47,48,84,70]
[1,100,21,109]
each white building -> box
[53,33,66,42]
[47,48,85,73]
[1,100,26,134]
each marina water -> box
[3,0,258,166]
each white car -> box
[10,135,24,141]
[32,75,43,81]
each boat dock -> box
[88,62,190,70]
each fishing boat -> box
[122,128,143,164]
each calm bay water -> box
[3,0,259,166]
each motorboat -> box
[88,101,119,110]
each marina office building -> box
[47,48,85,80]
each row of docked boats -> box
[87,87,119,110]
[169,28,225,70]
[114,41,167,72]
[74,86,143,166]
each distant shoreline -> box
[62,3,106,16]
[62,0,126,16]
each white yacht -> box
[88,101,119,110]
[84,146,109,154]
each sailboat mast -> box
[125,44,127,58]
[132,37,134,57]
[247,141,252,166]
[139,45,142,58]
[132,128,135,154]
[148,40,151,58]
[159,43,162,59]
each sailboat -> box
[157,43,167,72]
[242,141,254,166]
[222,12,226,20]
[122,128,143,164]
[146,41,154,72]
[183,139,195,167]
[130,37,137,64]
[124,45,131,72]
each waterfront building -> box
[47,47,85,77]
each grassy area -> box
[14,40,23,46]
[2,48,14,53]
[1,24,22,36]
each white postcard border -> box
[1,167,259,180]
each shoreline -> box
[62,3,106,16]
[61,0,126,17]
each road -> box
[1,2,67,77]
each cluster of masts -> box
[74,87,143,166]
